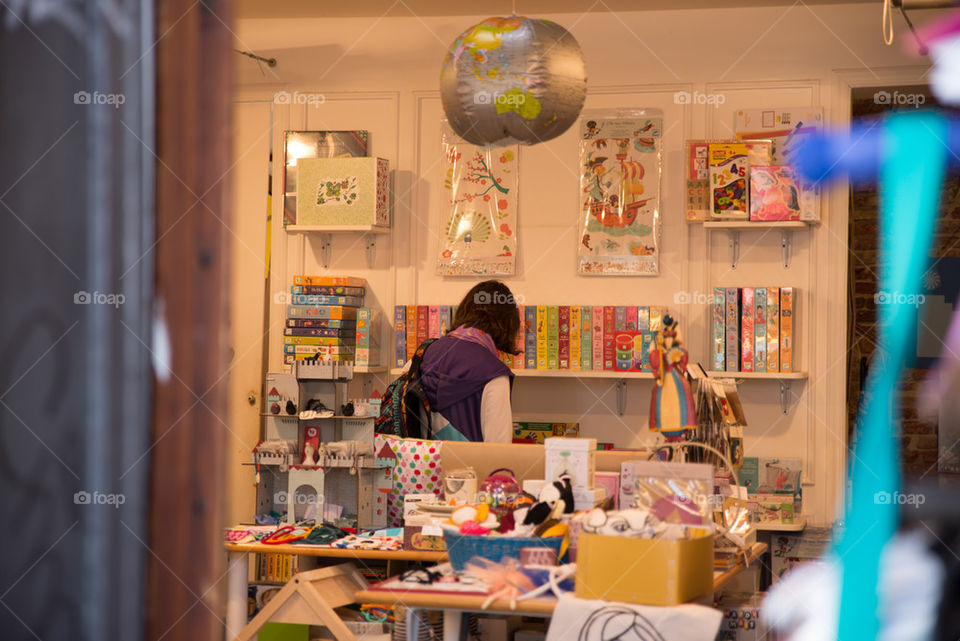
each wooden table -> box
[355,542,768,641]
[224,542,447,640]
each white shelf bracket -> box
[779,380,792,414]
[728,230,741,269]
[319,233,332,269]
[616,379,627,416]
[781,229,793,269]
[365,234,377,269]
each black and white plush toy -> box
[523,476,575,527]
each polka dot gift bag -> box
[374,434,443,527]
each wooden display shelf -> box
[708,371,807,380]
[284,224,390,234]
[388,367,654,380]
[756,517,807,532]
[224,542,447,562]
[702,221,812,230]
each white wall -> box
[231,4,937,525]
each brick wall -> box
[847,91,960,478]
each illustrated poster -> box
[438,123,518,276]
[578,112,662,275]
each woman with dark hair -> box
[418,280,521,442]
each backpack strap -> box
[409,338,437,379]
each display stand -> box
[230,564,369,641]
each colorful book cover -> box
[781,287,794,372]
[754,288,767,373]
[416,305,428,348]
[750,166,801,221]
[536,306,548,369]
[284,353,355,363]
[286,305,358,320]
[725,288,740,372]
[558,306,570,369]
[547,306,560,369]
[640,331,656,373]
[514,306,525,369]
[709,143,749,219]
[593,307,604,372]
[428,306,440,339]
[284,336,356,346]
[603,306,616,370]
[405,305,417,361]
[438,306,452,336]
[394,306,406,368]
[625,305,638,331]
[712,288,725,371]
[614,306,627,332]
[581,305,593,370]
[649,306,662,331]
[684,140,713,221]
[291,294,365,307]
[284,344,356,355]
[767,288,780,373]
[285,327,354,337]
[525,306,537,369]
[637,306,650,332]
[287,318,356,329]
[291,285,366,297]
[570,306,581,370]
[292,275,367,288]
[741,287,755,373]
[356,308,379,367]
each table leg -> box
[225,551,249,641]
[442,611,466,641]
[406,607,422,641]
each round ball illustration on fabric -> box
[440,16,587,146]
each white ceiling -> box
[237,0,875,19]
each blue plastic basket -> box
[443,530,564,572]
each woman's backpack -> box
[375,338,437,439]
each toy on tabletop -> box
[476,468,522,518]
[519,477,575,533]
[649,314,697,441]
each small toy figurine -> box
[649,315,697,441]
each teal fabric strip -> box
[835,111,947,640]
[432,422,469,441]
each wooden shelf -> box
[388,367,654,380]
[756,517,807,532]
[703,221,811,230]
[708,371,807,380]
[284,224,390,234]
[224,542,447,562]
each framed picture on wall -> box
[283,131,369,226]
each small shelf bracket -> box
[781,229,793,269]
[779,380,792,414]
[728,230,741,269]
[319,233,332,269]
[365,234,377,269]
[616,379,627,416]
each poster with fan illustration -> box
[577,111,662,275]
[438,123,518,276]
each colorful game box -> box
[781,287,794,372]
[548,306,560,369]
[405,305,417,361]
[536,305,548,369]
[750,166,801,221]
[637,306,650,332]
[640,331,656,372]
[754,288,766,373]
[709,143,749,219]
[525,306,537,369]
[570,307,582,370]
[725,288,740,371]
[683,139,718,221]
[603,307,616,370]
[559,306,570,369]
[513,305,525,369]
[741,287,755,373]
[394,306,406,368]
[593,307,604,372]
[580,306,593,370]
[649,306,663,331]
[713,288,726,371]
[766,288,780,373]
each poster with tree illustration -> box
[438,123,518,276]
[577,111,663,275]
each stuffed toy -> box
[523,477,575,528]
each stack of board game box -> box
[394,304,666,372]
[284,276,372,366]
[710,287,794,373]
